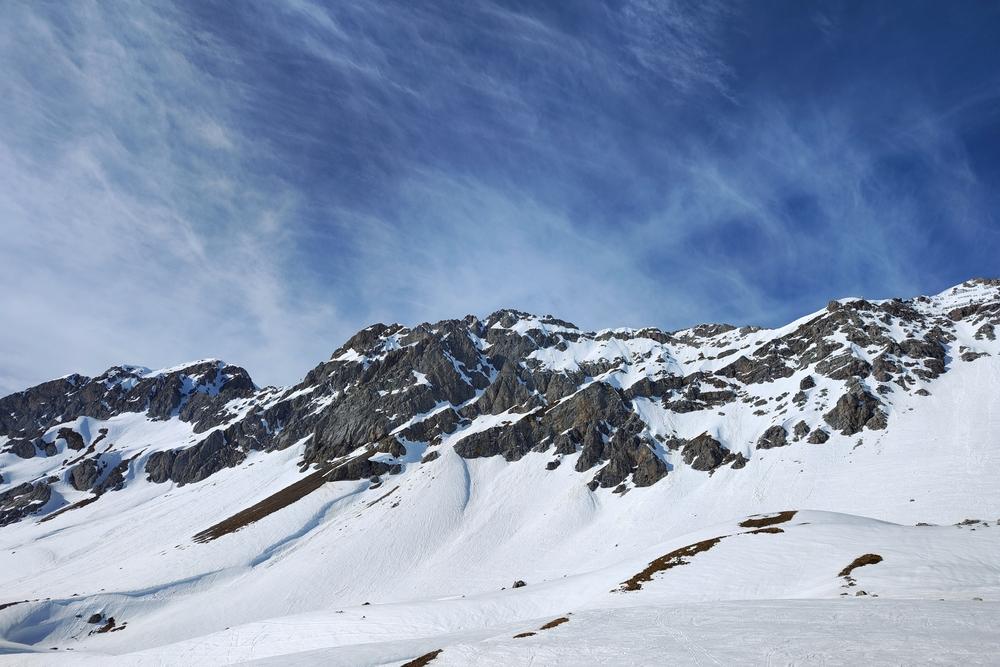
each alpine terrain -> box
[2,278,1000,665]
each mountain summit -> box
[2,279,999,661]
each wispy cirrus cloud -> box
[1,0,997,394]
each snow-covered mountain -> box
[2,278,999,664]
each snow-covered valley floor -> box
[2,509,998,665]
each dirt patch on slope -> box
[193,468,328,543]
[402,649,443,666]
[618,536,726,592]
[38,495,100,523]
[839,553,883,578]
[365,485,400,509]
[539,616,569,630]
[514,616,570,638]
[739,510,797,528]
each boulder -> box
[756,425,788,449]
[681,433,727,471]
[823,380,886,435]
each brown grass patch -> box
[746,526,784,534]
[838,553,883,578]
[539,617,569,630]
[739,510,797,528]
[365,486,400,509]
[193,468,328,543]
[618,535,726,591]
[38,495,101,524]
[402,649,443,666]
[513,632,536,639]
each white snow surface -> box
[2,281,1000,664]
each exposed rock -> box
[0,481,51,527]
[756,425,788,450]
[799,375,816,390]
[326,454,394,482]
[792,421,810,440]
[454,419,535,462]
[718,352,793,384]
[56,427,86,451]
[823,380,886,436]
[145,430,245,485]
[729,452,748,469]
[69,458,101,491]
[681,433,727,471]
[806,429,830,444]
[8,439,37,459]
[816,353,871,381]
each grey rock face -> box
[145,430,245,486]
[0,360,256,443]
[454,420,536,462]
[823,380,886,436]
[7,439,37,459]
[756,425,788,450]
[817,353,871,381]
[807,429,830,444]
[0,482,51,527]
[718,352,793,384]
[680,433,728,471]
[792,421,811,440]
[70,459,101,491]
[57,427,85,451]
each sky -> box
[2,0,1000,394]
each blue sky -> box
[2,0,999,393]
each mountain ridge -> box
[2,277,999,528]
[1,278,999,661]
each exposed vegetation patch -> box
[746,527,784,535]
[38,495,100,524]
[839,553,884,578]
[402,648,443,666]
[739,510,797,528]
[513,616,570,638]
[618,536,726,591]
[193,468,328,543]
[365,486,400,509]
[539,616,569,630]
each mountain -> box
[2,278,999,664]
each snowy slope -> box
[1,279,999,664]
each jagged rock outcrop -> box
[146,430,244,486]
[675,433,728,471]
[70,459,100,491]
[0,482,51,527]
[824,379,887,436]
[756,425,789,450]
